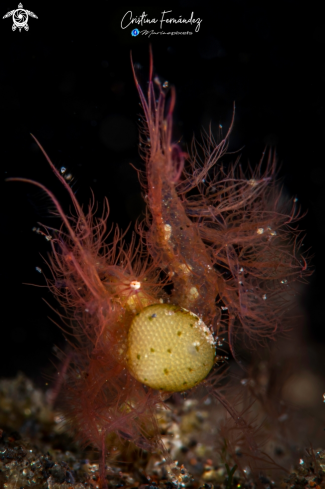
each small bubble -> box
[281,279,288,284]
[35,267,42,273]
[130,281,141,290]
[257,228,264,234]
[60,166,66,174]
[262,294,267,300]
[221,306,228,310]
[163,81,169,88]
[267,227,277,236]
[299,459,304,465]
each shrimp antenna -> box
[29,134,86,220]
[6,135,104,300]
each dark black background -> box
[1,1,324,383]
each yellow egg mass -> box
[127,303,216,392]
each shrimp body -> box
[133,52,307,355]
[7,51,309,481]
[133,57,222,326]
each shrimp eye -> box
[126,303,216,392]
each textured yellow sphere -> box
[126,303,215,392]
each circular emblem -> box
[13,8,28,30]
